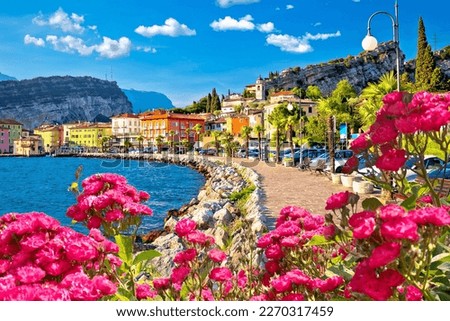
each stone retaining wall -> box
[77,153,269,275]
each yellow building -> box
[69,123,112,149]
[33,125,62,153]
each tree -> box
[358,71,397,130]
[192,124,202,150]
[136,135,144,151]
[305,85,323,100]
[240,125,253,158]
[101,136,111,152]
[415,17,442,91]
[155,135,164,153]
[210,130,221,153]
[220,132,235,157]
[169,130,175,153]
[253,124,264,160]
[124,138,132,153]
[268,104,288,162]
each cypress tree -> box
[415,17,441,91]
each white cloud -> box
[210,15,255,31]
[24,34,45,47]
[266,31,341,53]
[313,22,322,27]
[95,37,132,58]
[33,7,85,34]
[257,22,275,33]
[352,0,361,2]
[266,34,312,53]
[135,18,196,37]
[286,4,295,10]
[136,46,157,54]
[46,35,95,55]
[216,0,260,8]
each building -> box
[111,114,141,148]
[13,135,43,156]
[139,110,205,146]
[0,119,23,153]
[0,127,9,153]
[269,90,300,104]
[69,123,112,149]
[226,115,250,137]
[205,118,226,132]
[245,75,266,100]
[33,125,63,153]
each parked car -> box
[406,158,448,181]
[283,148,325,164]
[309,150,354,173]
[237,148,259,158]
[199,148,217,156]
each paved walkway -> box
[230,158,377,229]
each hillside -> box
[0,72,17,81]
[0,76,132,129]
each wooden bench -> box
[415,177,450,197]
[298,157,311,171]
[313,159,327,175]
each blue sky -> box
[0,0,448,107]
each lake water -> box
[0,156,205,234]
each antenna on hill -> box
[110,66,114,81]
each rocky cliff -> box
[0,76,132,129]
[264,41,450,95]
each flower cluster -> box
[348,91,450,173]
[67,173,152,236]
[0,212,119,300]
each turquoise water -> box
[0,157,205,233]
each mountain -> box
[122,89,173,113]
[263,41,450,95]
[0,72,17,81]
[0,76,132,129]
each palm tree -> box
[220,131,235,157]
[192,124,202,151]
[210,130,221,154]
[101,136,110,153]
[240,125,253,158]
[253,124,264,160]
[169,130,175,153]
[358,71,397,130]
[137,135,144,152]
[155,135,164,153]
[124,138,132,153]
[268,104,288,162]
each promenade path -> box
[224,158,376,229]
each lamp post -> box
[287,102,303,166]
[362,0,400,91]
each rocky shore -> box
[77,152,269,275]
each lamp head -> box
[362,34,378,51]
[287,102,294,111]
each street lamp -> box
[362,0,400,91]
[287,102,303,166]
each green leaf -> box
[431,253,450,263]
[401,194,419,210]
[115,235,133,265]
[305,235,333,246]
[362,197,383,211]
[437,262,450,273]
[133,249,161,266]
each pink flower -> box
[14,265,46,284]
[313,276,344,293]
[250,294,269,301]
[93,275,117,296]
[139,191,150,201]
[363,278,394,301]
[265,260,280,275]
[87,216,102,229]
[271,275,292,293]
[207,249,227,263]
[276,221,301,236]
[201,288,215,301]
[281,293,304,301]
[409,207,450,226]
[370,119,398,145]
[342,155,359,174]
[66,239,99,262]
[381,217,419,242]
[170,266,191,284]
[285,269,311,286]
[209,267,232,283]
[237,270,247,289]
[368,242,402,269]
[379,204,406,220]
[280,235,300,247]
[104,209,124,222]
[136,283,157,300]
[257,233,276,248]
[173,248,197,265]
[325,191,350,211]
[406,285,423,301]
[152,277,171,290]
[395,113,421,134]
[174,218,197,237]
[185,230,211,245]
[350,132,371,153]
[375,148,407,171]
[349,211,376,239]
[265,244,284,260]
[379,269,404,287]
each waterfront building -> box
[0,127,9,153]
[139,110,205,146]
[205,117,226,132]
[69,123,112,149]
[0,118,23,153]
[13,135,43,156]
[33,125,63,153]
[111,113,140,149]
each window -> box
[308,106,313,114]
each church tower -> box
[255,75,266,100]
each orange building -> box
[139,110,205,144]
[226,115,250,137]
